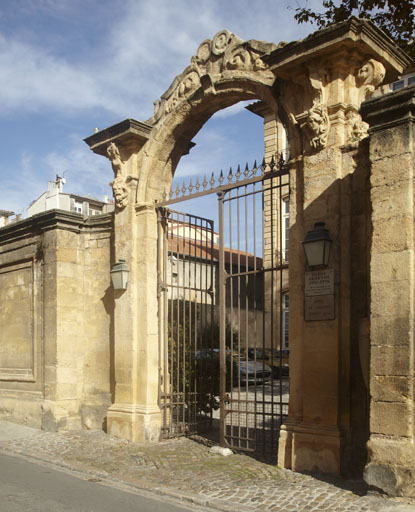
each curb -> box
[0,445,249,512]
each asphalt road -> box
[0,452,206,512]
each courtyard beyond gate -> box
[157,155,290,461]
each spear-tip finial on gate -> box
[244,162,249,179]
[236,164,241,181]
[261,157,266,175]
[228,167,233,183]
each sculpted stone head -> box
[111,176,129,209]
[356,58,385,88]
[306,105,330,150]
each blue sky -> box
[0,0,321,216]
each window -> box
[282,197,289,262]
[282,292,289,350]
[391,75,415,91]
[392,79,404,91]
[74,201,82,213]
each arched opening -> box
[88,18,410,481]
[154,90,291,461]
[141,76,283,204]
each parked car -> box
[243,347,289,378]
[234,355,272,385]
[195,349,272,385]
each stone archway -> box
[136,30,282,205]
[85,18,408,477]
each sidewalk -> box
[0,420,414,512]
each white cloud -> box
[1,152,48,215]
[175,129,240,180]
[0,136,113,214]
[0,34,110,115]
[0,0,320,120]
[0,0,323,215]
[43,136,113,200]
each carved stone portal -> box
[147,29,278,126]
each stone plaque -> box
[305,269,334,297]
[305,294,335,321]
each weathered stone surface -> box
[363,73,415,497]
[2,16,415,501]
[0,211,113,431]
[3,426,415,511]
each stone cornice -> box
[264,17,411,82]
[245,100,271,118]
[361,84,415,131]
[84,119,152,157]
[0,210,113,244]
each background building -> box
[27,175,114,217]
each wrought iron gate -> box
[157,209,218,437]
[157,156,290,461]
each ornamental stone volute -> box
[147,30,279,127]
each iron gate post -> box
[218,191,226,447]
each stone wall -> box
[81,18,414,495]
[0,210,113,431]
[361,85,415,496]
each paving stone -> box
[0,427,415,511]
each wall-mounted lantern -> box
[301,222,332,268]
[110,259,130,290]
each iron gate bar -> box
[157,154,290,461]
[218,170,290,457]
[158,208,217,437]
[218,190,226,448]
[156,167,289,207]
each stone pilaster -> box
[106,203,161,442]
[85,121,162,442]
[361,85,415,496]
[264,18,409,476]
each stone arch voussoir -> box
[137,30,284,204]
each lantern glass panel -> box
[111,260,129,290]
[303,240,325,267]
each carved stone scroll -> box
[288,56,386,149]
[343,57,385,143]
[346,109,369,143]
[147,30,277,126]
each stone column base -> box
[364,436,415,497]
[278,422,344,475]
[107,404,161,443]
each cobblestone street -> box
[0,421,414,511]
